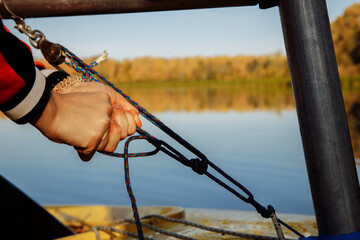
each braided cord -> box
[124,219,197,240]
[93,215,297,240]
[92,226,154,240]
[123,136,147,239]
[54,45,305,240]
[141,214,297,240]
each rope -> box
[91,226,154,240]
[141,214,297,240]
[123,219,197,240]
[51,45,305,240]
[92,214,297,240]
[123,136,148,239]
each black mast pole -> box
[279,0,360,235]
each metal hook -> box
[13,18,46,49]
[0,0,21,20]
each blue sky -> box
[3,0,359,60]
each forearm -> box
[0,19,50,124]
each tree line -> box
[38,3,359,84]
[331,3,360,78]
[93,53,290,84]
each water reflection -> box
[122,84,295,113]
[1,84,359,215]
[123,85,360,162]
[2,84,360,162]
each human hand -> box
[60,81,142,161]
[32,84,141,161]
[59,81,142,127]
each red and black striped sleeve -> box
[0,19,50,124]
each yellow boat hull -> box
[44,206,317,239]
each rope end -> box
[95,50,108,65]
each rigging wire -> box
[55,44,305,240]
[9,17,305,239]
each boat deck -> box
[46,205,317,239]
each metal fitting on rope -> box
[39,40,66,65]
[190,158,208,175]
[13,18,45,48]
[249,200,271,218]
[11,18,66,64]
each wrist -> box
[30,92,60,142]
[30,69,68,130]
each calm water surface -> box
[1,85,359,216]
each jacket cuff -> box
[42,69,69,91]
[3,67,50,124]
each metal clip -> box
[10,17,65,65]
[14,18,46,49]
[2,0,47,50]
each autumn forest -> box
[37,3,360,85]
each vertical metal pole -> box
[278,0,360,236]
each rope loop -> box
[190,158,208,175]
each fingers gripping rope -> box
[50,44,305,240]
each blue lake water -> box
[1,105,359,216]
